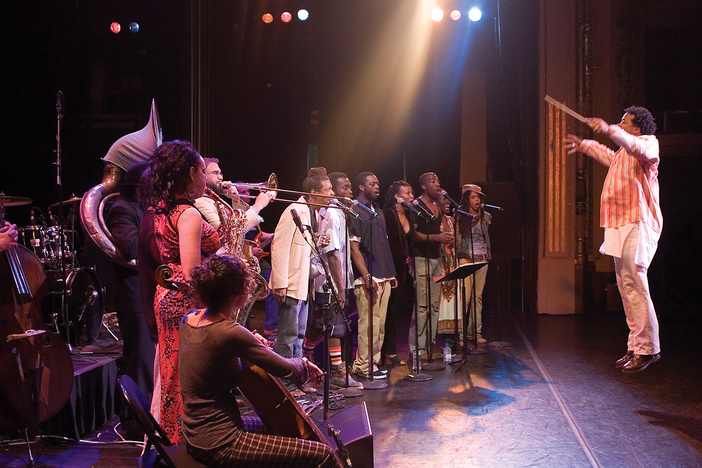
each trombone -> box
[224,173,354,209]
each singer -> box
[456,184,492,344]
[270,167,331,358]
[381,180,416,367]
[349,172,396,379]
[409,172,453,360]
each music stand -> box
[435,261,489,371]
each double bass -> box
[0,204,74,434]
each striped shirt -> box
[580,126,662,233]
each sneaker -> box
[352,367,388,380]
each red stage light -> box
[110,22,121,33]
[281,12,292,23]
[262,13,273,24]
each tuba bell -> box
[80,99,162,269]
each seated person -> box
[179,254,341,468]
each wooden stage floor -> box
[2,311,702,467]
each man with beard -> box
[349,172,396,379]
[194,158,274,244]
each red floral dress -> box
[153,204,220,444]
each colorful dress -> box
[153,203,220,444]
[437,216,462,335]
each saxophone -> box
[211,191,270,327]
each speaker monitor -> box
[318,402,373,468]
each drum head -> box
[65,268,104,346]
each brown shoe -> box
[622,353,660,373]
[615,350,634,368]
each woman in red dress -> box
[142,140,220,443]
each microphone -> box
[412,199,435,220]
[56,90,63,118]
[455,209,474,219]
[439,190,460,208]
[484,203,503,211]
[399,200,421,216]
[84,286,98,306]
[290,208,308,233]
[330,199,360,219]
[351,199,378,218]
[30,209,36,225]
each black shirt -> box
[349,200,396,280]
[413,199,442,259]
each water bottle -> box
[411,352,422,372]
[443,343,452,363]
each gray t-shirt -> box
[179,314,307,449]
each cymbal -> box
[48,196,82,210]
[0,194,33,207]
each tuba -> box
[80,100,162,269]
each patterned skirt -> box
[153,263,193,444]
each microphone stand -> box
[452,209,489,374]
[404,204,432,383]
[305,229,356,467]
[54,90,73,352]
[448,216,463,365]
[359,201,386,390]
[337,214,362,398]
[414,199,444,372]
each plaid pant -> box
[187,416,341,468]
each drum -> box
[42,268,104,347]
[18,226,52,263]
[18,226,74,269]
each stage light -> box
[450,10,461,21]
[129,22,139,33]
[431,8,444,22]
[468,7,482,22]
[281,12,292,23]
[298,9,309,21]
[262,13,273,23]
[110,22,121,33]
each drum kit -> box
[1,193,104,348]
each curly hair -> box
[141,140,202,212]
[384,180,412,209]
[456,189,484,236]
[190,255,251,312]
[624,106,656,135]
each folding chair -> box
[118,375,207,468]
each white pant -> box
[608,223,660,355]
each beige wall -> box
[537,0,578,314]
[460,71,488,185]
